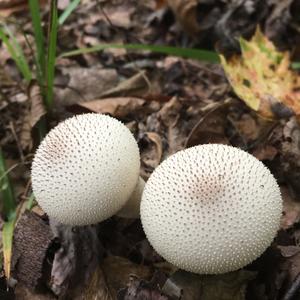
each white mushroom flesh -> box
[141,144,282,274]
[32,113,140,225]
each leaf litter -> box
[1,0,300,299]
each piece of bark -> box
[11,211,54,289]
[50,221,104,298]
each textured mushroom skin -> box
[141,144,282,274]
[32,114,140,226]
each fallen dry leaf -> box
[103,6,134,29]
[155,0,167,9]
[73,266,113,300]
[252,144,278,161]
[158,97,186,155]
[0,0,46,17]
[100,71,150,99]
[230,113,260,142]
[220,27,300,120]
[102,255,153,298]
[140,132,163,178]
[50,221,104,297]
[19,113,32,151]
[28,82,46,128]
[14,283,55,300]
[199,270,257,300]
[278,245,300,283]
[167,0,200,36]
[185,100,231,148]
[119,276,170,300]
[54,66,118,106]
[280,186,300,229]
[281,117,300,195]
[162,269,256,300]
[79,97,146,118]
[19,82,46,151]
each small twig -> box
[139,71,152,94]
[282,272,300,300]
[23,178,32,199]
[0,160,31,182]
[97,1,115,29]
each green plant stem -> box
[45,0,58,110]
[3,218,16,279]
[60,43,220,63]
[0,148,15,220]
[59,0,80,25]
[29,0,46,81]
[0,27,32,82]
[292,62,300,70]
[26,193,35,210]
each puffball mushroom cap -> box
[32,113,140,226]
[141,144,282,274]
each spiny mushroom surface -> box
[141,144,282,274]
[32,113,140,226]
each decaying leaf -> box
[102,255,153,298]
[118,275,170,300]
[28,82,46,128]
[54,67,118,105]
[19,82,46,151]
[185,100,231,148]
[50,221,104,297]
[162,269,256,300]
[79,97,146,118]
[73,266,113,300]
[167,0,200,36]
[281,117,300,195]
[220,27,300,120]
[158,96,185,155]
[0,0,47,17]
[280,186,300,229]
[252,144,278,161]
[100,71,151,99]
[278,245,300,284]
[14,283,55,299]
[140,132,163,178]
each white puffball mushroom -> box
[141,144,282,274]
[31,113,140,226]
[117,177,145,218]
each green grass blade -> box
[2,217,16,279]
[26,193,35,210]
[45,0,58,109]
[0,148,15,220]
[60,44,220,63]
[0,27,32,82]
[59,0,80,25]
[0,148,16,279]
[291,62,300,70]
[29,0,46,80]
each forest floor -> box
[1,0,300,299]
